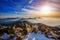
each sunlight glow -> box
[40,5,52,14]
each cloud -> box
[47,0,60,12]
[29,0,60,12]
[22,8,36,13]
[22,6,42,16]
[29,0,34,4]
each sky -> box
[0,0,60,18]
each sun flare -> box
[40,5,52,14]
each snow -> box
[24,32,52,40]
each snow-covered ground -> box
[0,32,53,40]
[24,32,53,40]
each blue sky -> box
[0,0,60,18]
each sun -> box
[40,5,52,14]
